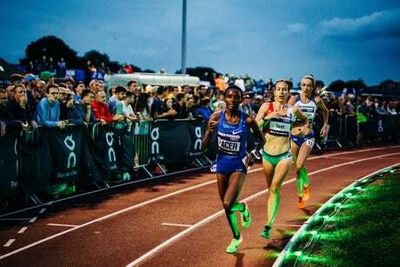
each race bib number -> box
[305,138,315,148]
[217,137,241,155]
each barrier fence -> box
[0,113,399,203]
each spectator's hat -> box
[40,71,55,82]
[255,95,263,100]
[64,76,75,85]
[24,73,38,83]
[244,93,251,99]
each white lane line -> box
[29,217,38,224]
[125,152,400,267]
[17,227,28,234]
[47,223,79,228]
[3,239,15,247]
[161,223,192,228]
[39,208,47,214]
[0,146,396,221]
[0,149,398,261]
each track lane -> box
[0,146,398,266]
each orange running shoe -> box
[298,197,305,209]
[303,186,310,201]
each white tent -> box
[104,72,200,88]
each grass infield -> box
[287,170,400,266]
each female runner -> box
[255,80,308,238]
[202,85,265,253]
[288,75,329,209]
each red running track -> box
[0,145,399,266]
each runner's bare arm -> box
[316,96,329,137]
[201,111,221,150]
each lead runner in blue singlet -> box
[202,85,265,254]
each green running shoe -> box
[260,225,272,239]
[240,202,252,229]
[226,235,243,254]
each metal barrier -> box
[133,120,153,176]
[1,114,399,204]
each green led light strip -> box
[272,162,400,267]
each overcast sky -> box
[1,0,399,85]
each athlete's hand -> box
[320,124,328,137]
[246,149,262,167]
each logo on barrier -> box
[378,120,384,133]
[151,127,159,155]
[105,131,117,164]
[64,134,76,169]
[194,126,202,151]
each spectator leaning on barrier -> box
[63,88,90,126]
[122,91,138,131]
[75,89,97,126]
[151,86,177,119]
[112,85,132,182]
[187,94,200,117]
[112,86,128,127]
[59,86,70,121]
[35,84,67,129]
[175,93,189,119]
[356,97,368,146]
[4,84,38,129]
[134,92,152,121]
[92,90,124,125]
[108,86,119,115]
[127,80,140,109]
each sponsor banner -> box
[151,120,192,164]
[19,127,53,194]
[86,124,119,182]
[49,126,83,183]
[186,119,205,158]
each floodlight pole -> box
[181,0,187,74]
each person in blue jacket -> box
[35,84,67,129]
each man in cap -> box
[40,71,55,84]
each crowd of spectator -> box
[1,71,400,137]
[0,70,399,201]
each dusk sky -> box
[1,0,399,85]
